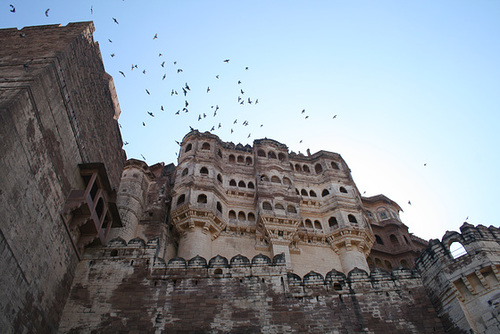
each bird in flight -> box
[218,123,221,128]
[224,59,230,63]
[112,17,119,24]
[90,5,93,14]
[247,133,251,138]
[119,71,125,77]
[299,140,303,143]
[216,75,219,79]
[147,112,154,117]
[207,86,210,93]
[408,201,412,205]
[177,69,183,73]
[108,39,112,43]
[233,119,237,124]
[175,110,180,115]
[238,80,242,84]
[424,163,427,166]
[175,140,180,145]
[142,122,146,126]
[245,67,249,70]
[9,4,15,12]
[160,106,164,111]
[45,9,50,17]
[162,74,166,80]
[145,89,150,95]
[110,53,115,57]
[153,33,158,40]
[124,141,128,145]
[182,88,187,96]
[185,83,190,90]
[305,116,309,119]
[141,154,146,160]
[185,100,189,107]
[161,61,165,67]
[301,109,305,114]
[332,115,337,119]
[231,129,234,134]
[210,126,215,131]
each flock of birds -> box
[7,3,431,213]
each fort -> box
[1,22,499,333]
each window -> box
[309,190,317,197]
[217,174,222,183]
[303,165,310,173]
[295,164,302,172]
[278,153,286,162]
[217,149,222,158]
[238,211,246,221]
[201,142,210,150]
[185,143,192,152]
[182,168,188,177]
[375,235,384,245]
[301,189,308,196]
[260,175,269,182]
[247,182,255,189]
[375,258,382,267]
[268,151,277,159]
[290,163,294,170]
[229,154,236,163]
[401,259,409,268]
[450,242,468,259]
[328,217,338,228]
[385,261,393,270]
[248,212,256,222]
[177,194,185,205]
[246,157,252,165]
[275,203,285,210]
[229,179,236,186]
[200,167,208,175]
[238,180,246,188]
[262,202,272,210]
[197,194,207,203]
[257,149,266,157]
[216,202,222,213]
[348,214,357,224]
[314,220,322,229]
[322,189,330,197]
[315,163,323,174]
[283,177,291,185]
[390,234,399,245]
[339,187,348,194]
[305,219,313,228]
[229,210,236,219]
[379,211,388,219]
[287,205,297,213]
[237,155,244,163]
[271,176,281,183]
[331,161,339,169]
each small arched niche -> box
[449,241,468,259]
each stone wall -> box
[0,22,124,332]
[59,238,444,333]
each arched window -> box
[185,143,192,152]
[367,258,374,266]
[287,205,297,213]
[375,235,384,245]
[450,242,468,259]
[322,189,330,197]
[197,194,207,203]
[200,167,209,175]
[331,161,339,169]
[262,202,272,210]
[238,180,246,188]
[290,163,294,170]
[278,153,286,161]
[229,210,236,219]
[237,155,244,163]
[315,163,323,174]
[295,164,302,172]
[177,194,185,205]
[182,168,188,177]
[260,175,269,182]
[314,220,322,229]
[339,187,348,194]
[217,174,222,183]
[303,165,310,173]
[309,190,317,197]
[328,217,338,228]
[229,179,237,186]
[295,189,300,195]
[283,177,291,185]
[271,176,281,183]
[257,149,266,157]
[401,259,409,268]
[248,212,256,222]
[275,203,285,210]
[229,154,235,163]
[305,219,313,228]
[301,189,308,196]
[379,211,388,219]
[268,151,277,159]
[348,214,358,224]
[201,142,210,150]
[375,258,383,267]
[385,261,393,270]
[247,182,255,189]
[390,234,399,245]
[217,149,222,158]
[238,211,246,221]
[246,157,252,165]
[216,202,222,213]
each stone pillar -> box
[271,243,292,270]
[177,226,212,260]
[110,164,150,242]
[338,247,370,274]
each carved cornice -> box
[171,204,226,240]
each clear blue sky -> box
[2,1,499,241]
